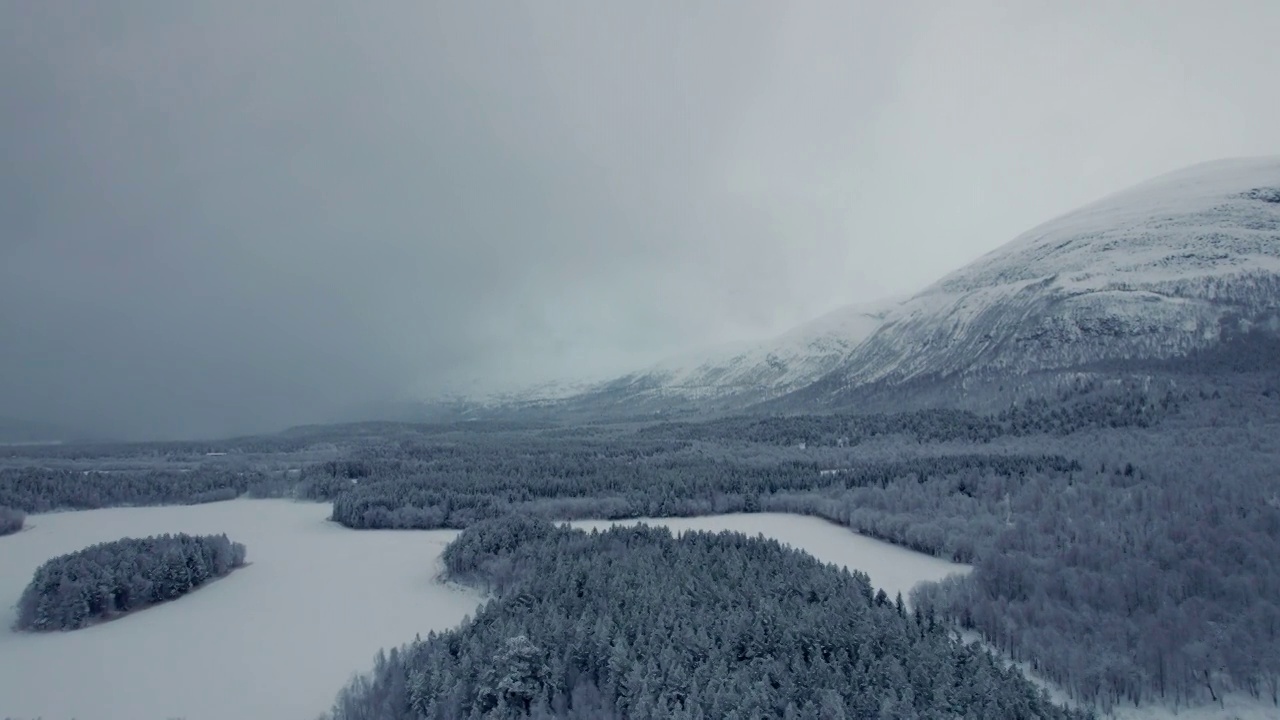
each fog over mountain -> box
[3,2,1279,440]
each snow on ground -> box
[0,500,479,720]
[569,512,971,603]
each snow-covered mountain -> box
[407,156,1280,419]
[399,374,618,422]
[405,300,901,418]
[422,376,606,407]
[584,299,901,407]
[802,157,1280,400]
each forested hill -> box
[325,517,1088,720]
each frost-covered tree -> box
[0,504,24,535]
[486,636,551,716]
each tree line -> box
[326,452,1074,535]
[636,383,1180,448]
[0,504,23,535]
[0,466,270,512]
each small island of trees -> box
[14,532,247,631]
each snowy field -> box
[0,500,479,720]
[569,513,970,603]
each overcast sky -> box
[2,1,1278,439]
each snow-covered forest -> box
[325,516,1084,720]
[13,532,246,631]
[316,376,1280,714]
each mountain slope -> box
[406,156,1279,420]
[799,157,1280,403]
[576,299,900,411]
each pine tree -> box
[494,635,550,715]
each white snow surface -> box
[569,512,969,603]
[0,500,480,720]
[833,157,1280,386]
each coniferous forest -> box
[325,517,1089,720]
[13,533,247,631]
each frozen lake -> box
[1,501,970,720]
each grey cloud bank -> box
[2,2,1278,439]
